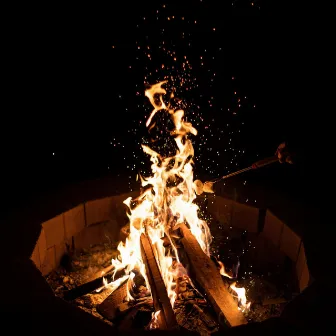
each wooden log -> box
[88,265,114,282]
[140,233,178,330]
[117,299,153,330]
[191,303,218,330]
[179,224,247,327]
[63,268,125,301]
[96,280,128,320]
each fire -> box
[149,310,161,330]
[230,282,251,312]
[105,81,248,315]
[218,260,233,279]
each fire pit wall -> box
[30,192,310,293]
[205,195,311,293]
[30,191,137,276]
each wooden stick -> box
[63,269,125,301]
[88,265,114,282]
[140,233,178,330]
[179,224,247,327]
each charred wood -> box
[140,233,179,330]
[179,223,247,327]
[63,268,125,301]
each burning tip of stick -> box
[203,181,215,193]
[194,180,215,195]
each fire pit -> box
[34,195,309,334]
[30,82,311,334]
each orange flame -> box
[105,81,248,313]
[230,282,251,312]
[149,310,161,329]
[218,260,233,279]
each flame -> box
[96,273,130,294]
[149,310,161,329]
[105,81,248,316]
[218,260,233,279]
[230,282,251,312]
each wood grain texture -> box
[180,224,247,327]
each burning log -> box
[96,280,129,320]
[88,265,114,282]
[97,269,152,323]
[140,233,179,330]
[190,303,217,330]
[179,223,247,327]
[63,268,125,301]
[117,300,153,330]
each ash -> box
[45,243,118,325]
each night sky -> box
[5,1,323,213]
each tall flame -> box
[107,81,212,308]
[106,81,248,313]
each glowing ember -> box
[104,81,249,315]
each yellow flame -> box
[149,310,161,329]
[96,273,130,294]
[230,282,251,312]
[218,260,233,279]
[145,81,168,127]
[107,80,248,313]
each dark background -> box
[0,5,331,332]
[4,1,324,217]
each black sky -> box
[4,1,324,211]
